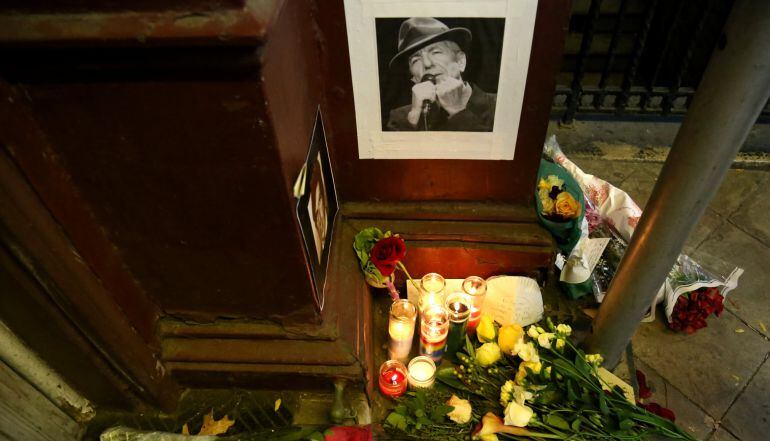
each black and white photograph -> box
[344,0,538,160]
[377,17,505,132]
[296,109,338,312]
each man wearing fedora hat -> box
[386,17,497,132]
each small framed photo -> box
[296,109,338,312]
[344,0,538,160]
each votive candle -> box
[378,360,408,398]
[418,273,446,313]
[388,299,417,362]
[444,292,471,362]
[463,276,487,335]
[419,305,449,363]
[407,356,436,389]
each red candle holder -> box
[378,360,408,398]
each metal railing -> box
[553,0,770,123]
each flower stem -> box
[385,280,400,302]
[397,261,421,292]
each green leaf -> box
[414,409,425,418]
[575,354,593,377]
[308,432,325,441]
[395,404,408,415]
[415,422,422,431]
[385,412,408,431]
[619,419,634,430]
[571,418,582,432]
[465,335,475,359]
[430,405,454,422]
[599,394,610,415]
[546,414,570,430]
[414,390,427,409]
[417,416,433,426]
[566,380,577,402]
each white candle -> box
[388,300,417,362]
[408,356,436,388]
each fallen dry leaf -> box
[735,328,745,333]
[274,398,281,412]
[182,424,190,435]
[759,321,767,333]
[198,410,235,436]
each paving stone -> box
[727,173,770,247]
[709,428,741,441]
[632,309,770,418]
[691,222,770,338]
[614,162,662,209]
[632,358,717,440]
[710,169,768,218]
[684,208,725,256]
[722,358,770,441]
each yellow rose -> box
[555,191,580,219]
[446,394,472,424]
[498,324,524,355]
[476,342,502,367]
[541,196,555,216]
[477,315,497,343]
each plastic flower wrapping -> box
[384,317,697,440]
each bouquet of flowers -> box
[353,227,418,300]
[385,318,697,440]
[544,137,743,334]
[535,160,586,255]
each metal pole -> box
[584,0,770,367]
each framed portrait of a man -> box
[296,109,338,312]
[344,0,538,160]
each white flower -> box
[537,332,554,349]
[512,385,534,405]
[446,395,472,424]
[555,338,566,351]
[527,325,540,339]
[556,324,572,336]
[514,341,540,363]
[504,401,533,427]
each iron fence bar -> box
[641,0,686,111]
[584,0,770,368]
[617,0,658,113]
[562,0,603,123]
[662,0,714,115]
[593,0,630,110]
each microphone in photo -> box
[420,74,436,117]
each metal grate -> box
[553,0,770,122]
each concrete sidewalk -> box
[570,156,770,441]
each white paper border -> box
[344,0,538,160]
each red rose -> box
[370,236,406,277]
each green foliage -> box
[383,389,467,440]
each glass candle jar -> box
[463,276,487,335]
[378,360,408,398]
[444,292,471,362]
[418,273,446,313]
[407,356,436,389]
[388,299,417,362]
[419,305,449,363]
